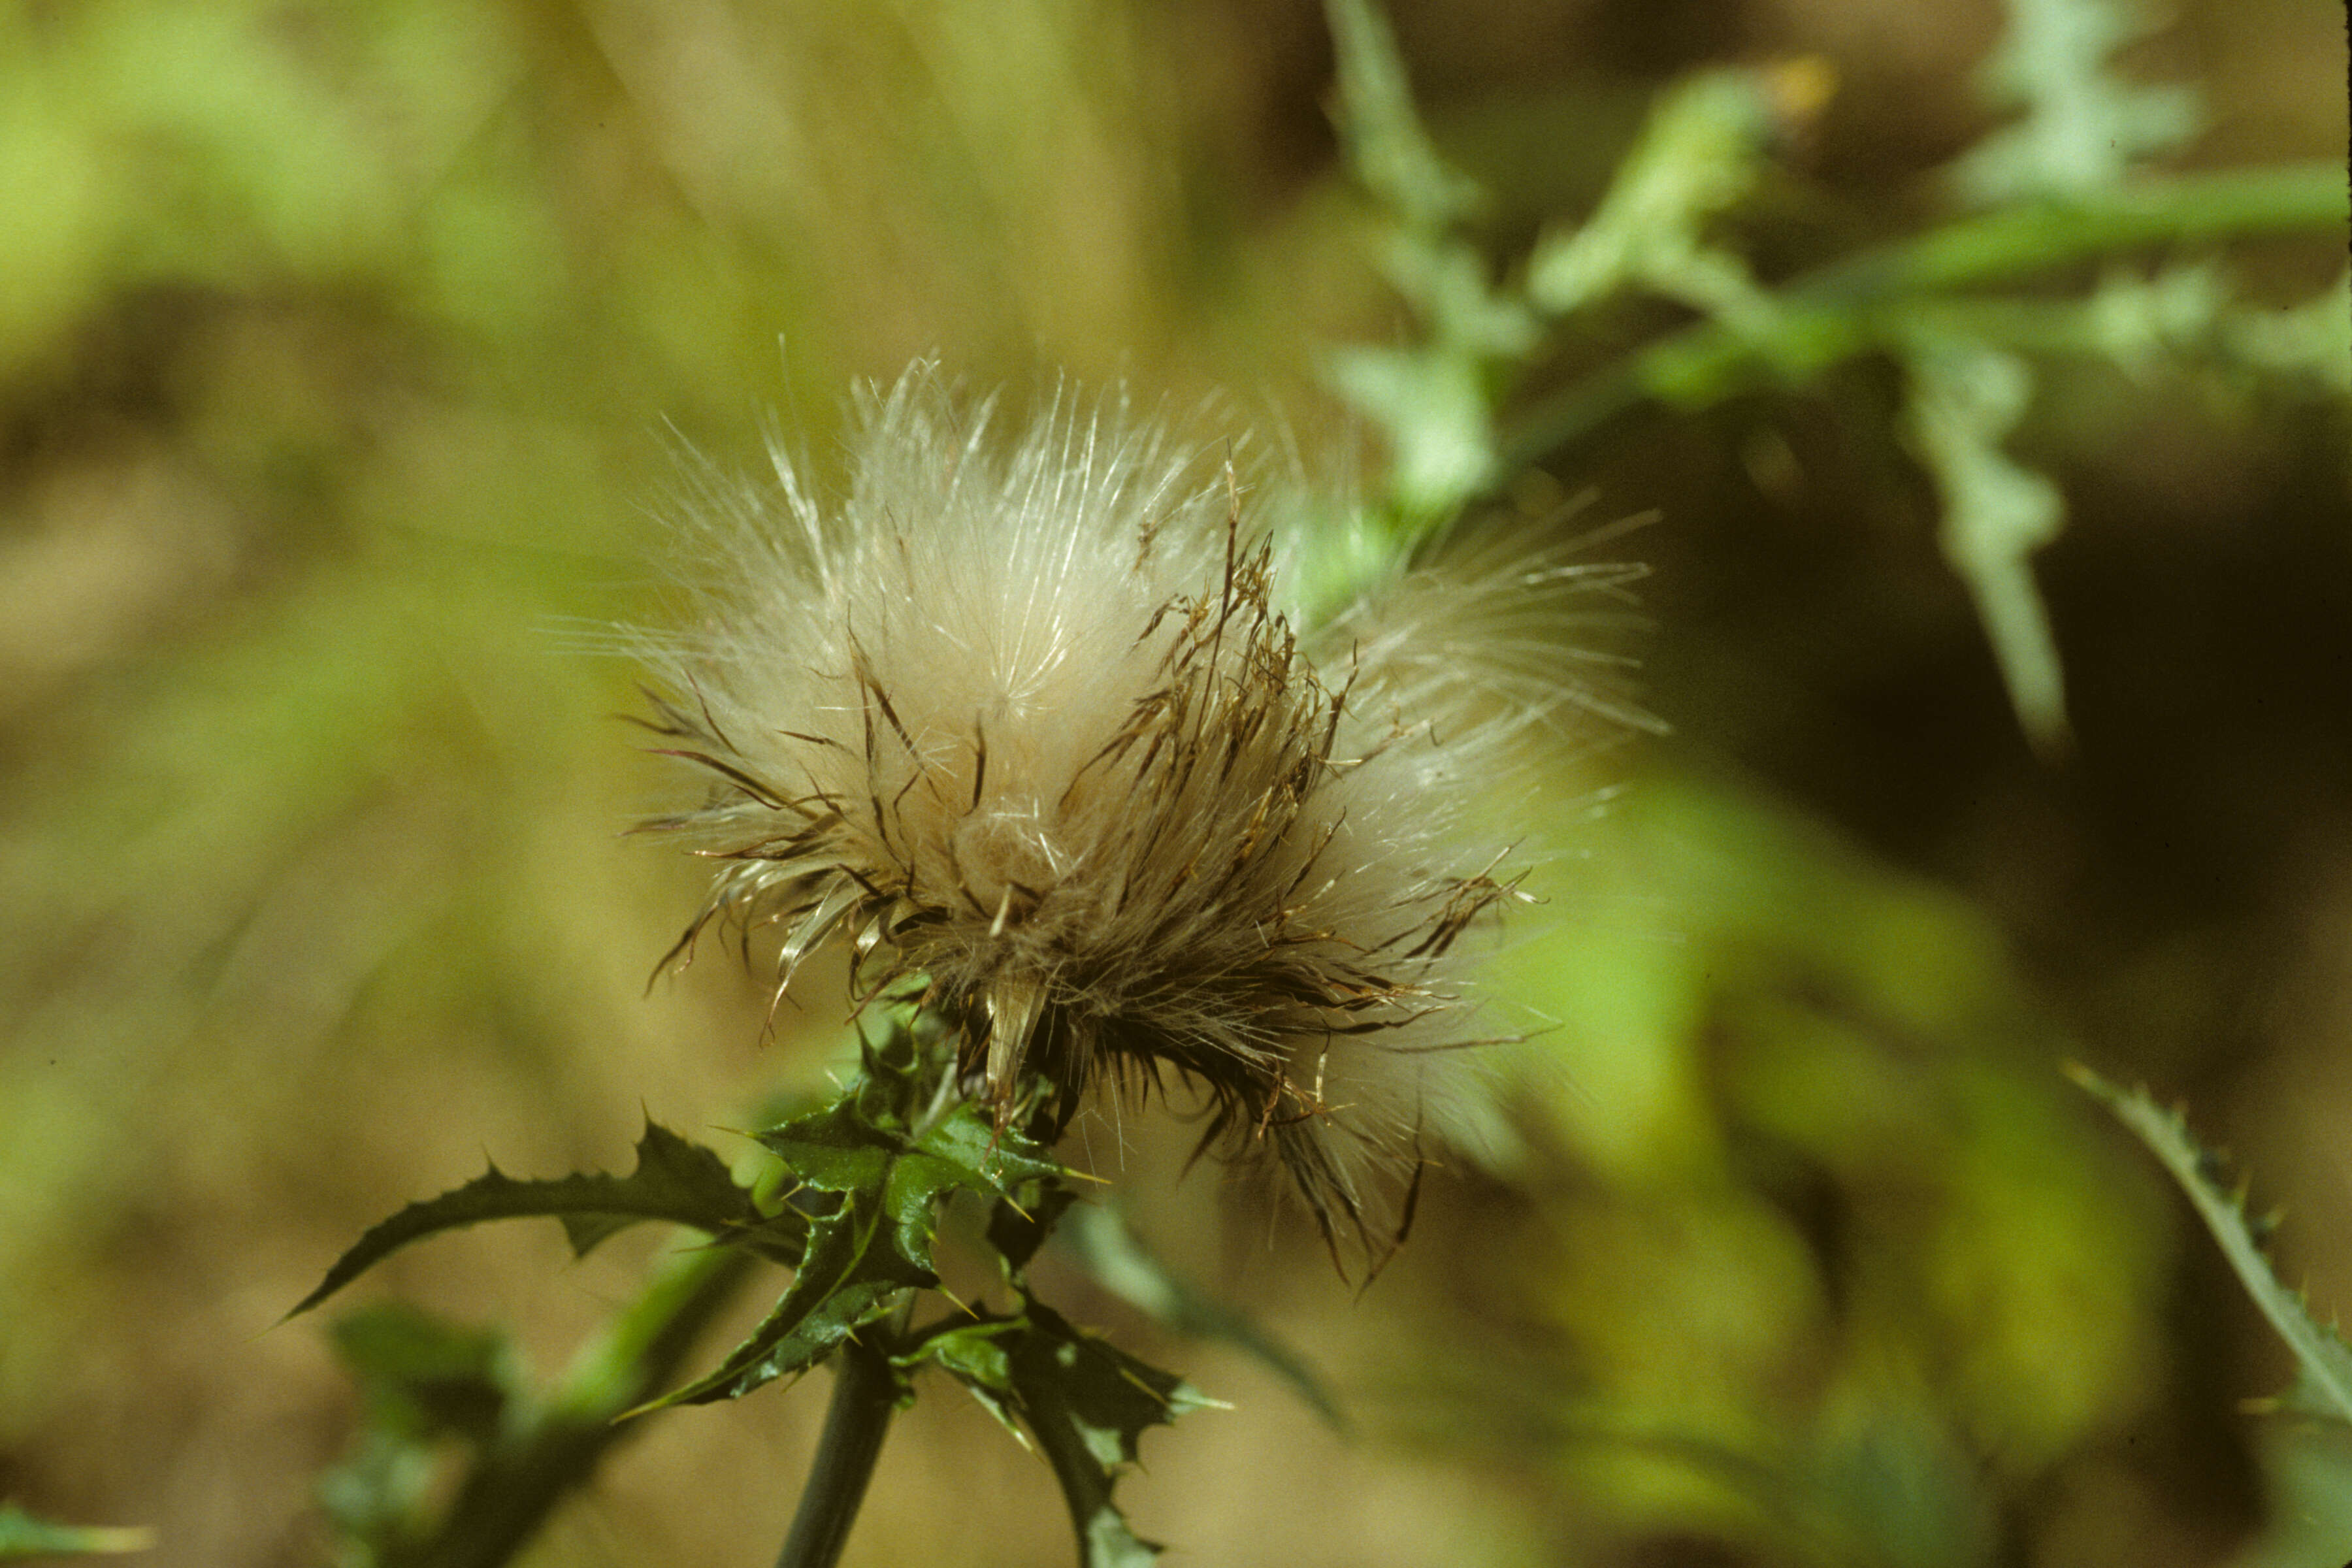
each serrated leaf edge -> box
[2070,1062,2352,1423]
[287,1121,781,1320]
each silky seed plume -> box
[634,364,1615,1266]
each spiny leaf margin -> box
[290,1120,792,1318]
[901,1298,1219,1568]
[2070,1062,2352,1424]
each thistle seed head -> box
[636,365,1609,1264]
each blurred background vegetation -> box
[0,0,2345,1564]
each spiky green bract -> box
[2070,1064,2352,1423]
[635,1024,1065,1411]
[638,364,1539,1265]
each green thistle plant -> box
[277,1,2345,1563]
[291,365,1622,1567]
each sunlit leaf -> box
[1529,65,1829,322]
[1322,0,1478,232]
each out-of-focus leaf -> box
[2079,261,2227,374]
[1321,0,1535,521]
[2072,1065,2352,1424]
[1950,0,2198,205]
[318,1303,529,1563]
[2226,270,2352,393]
[1530,65,1831,323]
[1326,346,1499,516]
[2230,1422,2352,1568]
[322,1246,756,1568]
[290,1122,796,1317]
[1903,340,2070,757]
[1322,0,1478,232]
[0,1507,153,1560]
[331,1302,517,1444]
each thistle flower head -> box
[636,366,1615,1262]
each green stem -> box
[396,1243,757,1568]
[1497,161,2347,478]
[774,1335,901,1568]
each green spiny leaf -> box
[756,1096,903,1196]
[2071,1064,2352,1424]
[0,1508,152,1561]
[761,1086,1063,1286]
[1013,1301,1218,1568]
[907,1299,1217,1568]
[987,1185,1082,1273]
[1016,1299,1218,1464]
[855,1015,934,1123]
[895,1102,1066,1265]
[290,1122,795,1318]
[900,1316,1028,1440]
[639,1022,1068,1411]
[908,1100,1064,1196]
[636,1185,928,1411]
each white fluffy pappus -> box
[634,365,1633,1265]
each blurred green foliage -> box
[0,0,2345,1565]
[0,1503,151,1561]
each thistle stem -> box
[774,1335,900,1568]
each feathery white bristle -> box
[636,363,1637,1266]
